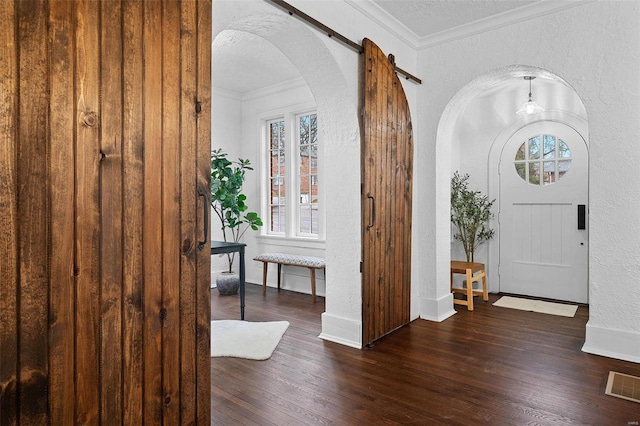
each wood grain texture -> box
[161,1,182,423]
[122,0,145,423]
[48,1,77,424]
[0,0,211,423]
[195,0,212,424]
[361,38,413,346]
[142,0,165,422]
[100,0,125,422]
[178,0,199,422]
[17,1,50,423]
[75,1,102,423]
[0,1,19,423]
[212,285,640,425]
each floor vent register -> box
[606,371,640,404]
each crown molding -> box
[213,76,309,103]
[344,0,421,48]
[417,0,596,50]
[242,76,309,102]
[346,0,595,50]
[212,86,242,101]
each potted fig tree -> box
[210,148,263,295]
[450,171,495,263]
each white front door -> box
[499,121,588,303]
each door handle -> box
[367,193,375,230]
[198,188,209,250]
[577,204,586,230]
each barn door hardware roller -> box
[267,0,422,84]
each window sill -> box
[255,234,326,250]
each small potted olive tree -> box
[210,149,263,295]
[450,171,495,263]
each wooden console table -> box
[450,260,488,311]
[210,241,246,320]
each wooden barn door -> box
[0,1,212,424]
[361,38,413,346]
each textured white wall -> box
[213,0,419,347]
[210,89,243,281]
[213,1,640,362]
[418,1,640,362]
[240,81,324,296]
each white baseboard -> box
[582,321,640,363]
[319,312,362,349]
[419,292,457,322]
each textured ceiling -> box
[213,0,543,94]
[213,30,301,95]
[372,0,540,37]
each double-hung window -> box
[268,119,286,233]
[265,110,321,239]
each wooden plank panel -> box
[365,38,382,344]
[122,0,145,423]
[100,0,124,421]
[371,39,380,341]
[2,1,211,423]
[16,0,50,422]
[392,75,402,329]
[391,79,400,329]
[142,0,165,422]
[384,53,395,334]
[361,38,377,345]
[381,43,391,337]
[75,0,102,422]
[396,75,406,329]
[361,38,412,345]
[0,1,19,423]
[161,0,182,423]
[374,39,383,341]
[389,67,400,331]
[365,38,386,342]
[400,80,413,326]
[195,0,212,423]
[178,0,198,422]
[48,1,77,423]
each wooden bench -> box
[253,253,326,303]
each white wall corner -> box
[419,292,456,322]
[582,322,640,364]
[319,312,362,349]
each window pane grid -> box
[514,134,572,186]
[268,119,286,233]
[264,112,319,238]
[297,113,318,236]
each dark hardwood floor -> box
[211,284,640,425]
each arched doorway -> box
[213,5,363,347]
[498,121,588,303]
[435,66,589,310]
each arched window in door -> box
[514,135,572,185]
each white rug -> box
[493,296,578,317]
[211,320,289,360]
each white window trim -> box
[265,116,286,236]
[258,101,325,243]
[295,109,320,238]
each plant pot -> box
[216,271,239,296]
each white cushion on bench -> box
[254,253,325,268]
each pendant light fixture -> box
[516,76,545,115]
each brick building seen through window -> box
[268,112,318,236]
